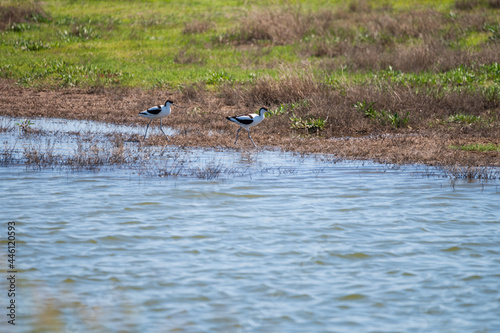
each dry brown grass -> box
[221,68,321,106]
[0,1,50,30]
[311,10,499,72]
[453,0,500,10]
[224,8,309,45]
[173,48,206,65]
[317,42,500,73]
[489,0,500,9]
[218,6,500,74]
[183,19,213,35]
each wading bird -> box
[139,100,180,140]
[226,107,269,148]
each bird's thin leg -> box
[160,119,169,140]
[144,119,153,139]
[235,127,242,144]
[247,129,257,148]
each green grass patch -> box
[354,100,410,128]
[0,0,499,93]
[269,100,311,117]
[450,143,500,151]
[290,114,327,134]
[448,113,481,124]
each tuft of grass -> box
[450,143,500,151]
[14,39,53,51]
[173,48,205,66]
[269,100,311,117]
[24,140,58,168]
[354,100,378,119]
[440,164,498,180]
[15,118,34,132]
[13,60,126,88]
[490,0,500,9]
[354,101,409,128]
[269,103,288,117]
[454,0,500,10]
[192,161,227,179]
[204,70,233,85]
[183,20,212,35]
[0,1,51,30]
[381,110,410,128]
[0,141,16,165]
[290,114,327,134]
[454,0,481,10]
[448,113,480,124]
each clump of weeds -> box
[440,164,499,180]
[0,142,17,165]
[15,118,35,133]
[354,101,409,128]
[23,140,59,169]
[450,143,500,152]
[448,113,481,124]
[0,1,51,30]
[290,114,328,135]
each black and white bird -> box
[226,107,269,148]
[139,100,180,140]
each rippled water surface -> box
[1,117,499,333]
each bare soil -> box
[0,79,498,167]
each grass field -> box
[0,0,499,168]
[2,0,499,88]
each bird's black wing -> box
[231,114,255,125]
[146,106,162,115]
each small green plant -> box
[354,100,377,119]
[51,63,124,87]
[290,114,327,134]
[450,143,500,152]
[15,39,52,51]
[448,113,480,124]
[0,64,13,78]
[15,119,34,132]
[204,70,233,85]
[151,78,169,89]
[381,110,410,128]
[269,103,287,117]
[439,65,476,86]
[8,22,33,32]
[269,100,310,117]
[354,101,409,128]
[484,23,500,43]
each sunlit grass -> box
[1,0,498,89]
[450,143,500,151]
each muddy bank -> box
[0,80,498,168]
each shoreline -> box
[0,81,498,170]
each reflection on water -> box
[1,116,174,137]
[0,116,499,332]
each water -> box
[1,117,499,333]
[2,116,173,137]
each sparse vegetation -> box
[439,163,499,180]
[448,113,481,124]
[0,1,51,30]
[354,101,409,128]
[15,118,34,132]
[290,114,327,134]
[450,143,500,151]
